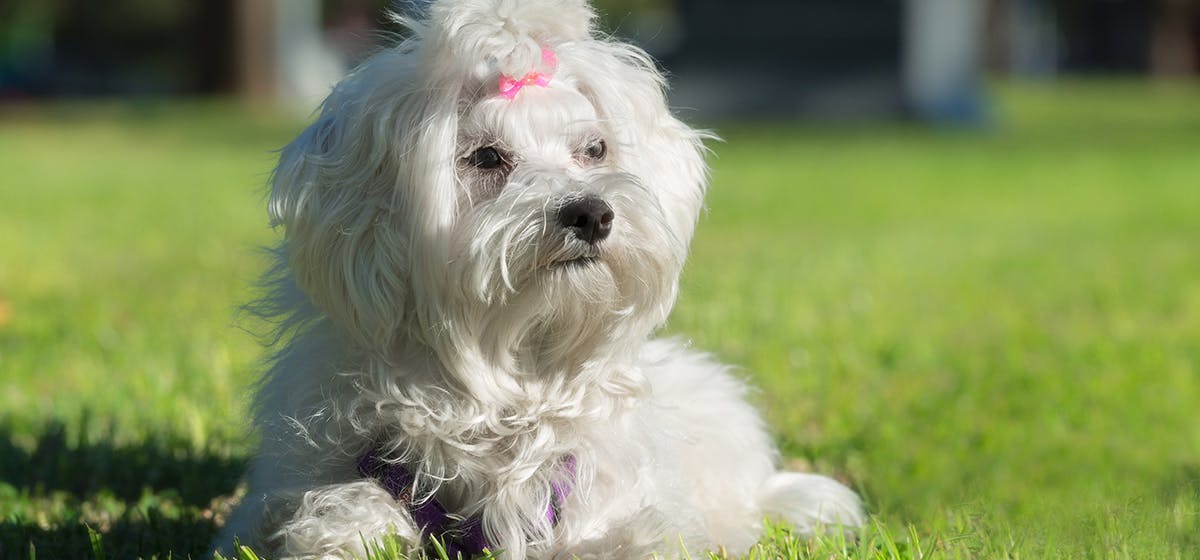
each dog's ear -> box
[267,54,428,352]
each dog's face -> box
[268,1,708,375]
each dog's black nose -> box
[557,196,614,245]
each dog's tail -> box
[756,471,867,537]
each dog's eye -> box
[583,139,607,162]
[466,146,505,170]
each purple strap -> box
[548,454,577,525]
[358,451,576,558]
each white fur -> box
[214,1,864,558]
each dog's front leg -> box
[265,479,420,560]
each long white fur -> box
[214,1,865,558]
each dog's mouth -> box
[555,256,600,268]
[543,242,605,270]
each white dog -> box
[215,1,864,558]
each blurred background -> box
[3,0,1199,119]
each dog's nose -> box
[557,196,614,245]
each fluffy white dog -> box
[214,1,864,558]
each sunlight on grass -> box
[2,82,1198,558]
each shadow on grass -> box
[1161,463,1200,553]
[0,418,245,506]
[1,514,220,560]
[0,418,246,559]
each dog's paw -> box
[756,472,866,536]
[271,480,419,559]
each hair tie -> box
[498,47,557,99]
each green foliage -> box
[2,82,1199,558]
[88,524,106,560]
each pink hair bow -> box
[498,47,558,100]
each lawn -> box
[1,82,1198,559]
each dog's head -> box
[269,0,708,377]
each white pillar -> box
[273,0,345,111]
[1010,0,1058,77]
[903,0,987,123]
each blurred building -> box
[989,0,1200,77]
[662,0,908,119]
[0,0,387,107]
[660,0,1198,121]
[1,2,235,97]
[1,0,1197,119]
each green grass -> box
[1,81,1198,558]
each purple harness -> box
[358,451,576,558]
